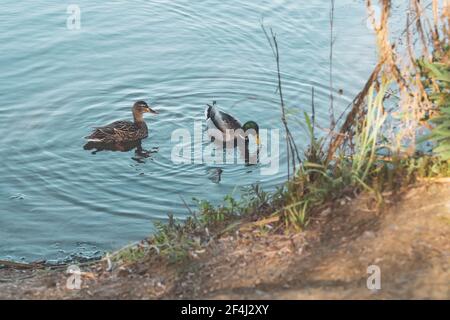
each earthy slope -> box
[0,182,449,299]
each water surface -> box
[0,0,377,262]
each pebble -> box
[255,289,266,296]
[362,231,376,239]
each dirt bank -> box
[1,182,449,299]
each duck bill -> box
[146,107,158,114]
[256,135,260,146]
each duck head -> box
[132,100,158,122]
[133,100,158,115]
[242,121,260,145]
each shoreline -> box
[1,181,449,299]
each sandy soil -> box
[1,182,449,299]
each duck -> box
[205,101,260,145]
[85,100,158,144]
[205,102,260,165]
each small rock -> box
[362,231,376,239]
[188,251,199,259]
[255,289,265,296]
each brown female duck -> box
[85,101,158,144]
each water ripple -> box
[0,0,377,262]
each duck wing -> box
[205,104,242,133]
[85,120,136,142]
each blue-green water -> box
[0,0,377,262]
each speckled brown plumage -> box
[85,101,158,144]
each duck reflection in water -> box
[207,167,223,183]
[83,139,158,163]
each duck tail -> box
[205,101,217,120]
[205,105,212,120]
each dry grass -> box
[327,1,448,160]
